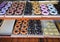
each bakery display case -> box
[0,1,60,40]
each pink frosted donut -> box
[42,10,49,15]
[6,9,14,15]
[40,4,46,7]
[19,2,25,5]
[15,10,22,15]
[41,7,48,11]
[12,4,17,8]
[9,7,16,11]
[17,7,24,11]
[18,4,24,7]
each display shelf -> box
[0,1,60,38]
[0,18,60,38]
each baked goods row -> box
[0,1,60,16]
[0,19,60,36]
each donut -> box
[33,2,39,5]
[23,21,28,24]
[5,3,11,8]
[2,6,8,11]
[42,10,49,15]
[15,10,22,15]
[50,10,58,15]
[1,9,6,13]
[34,11,41,14]
[41,7,48,11]
[17,7,24,11]
[0,1,7,8]
[14,24,21,29]
[47,4,54,8]
[12,4,17,8]
[6,9,14,15]
[33,5,39,7]
[23,22,28,26]
[18,4,24,7]
[9,7,16,11]
[33,7,40,10]
[40,4,46,7]
[19,2,25,5]
[8,1,12,4]
[22,25,28,30]
[0,10,6,15]
[48,7,56,11]
[13,29,20,35]
[16,21,22,25]
[13,1,18,5]
[20,29,27,34]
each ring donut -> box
[16,21,22,25]
[20,29,27,34]
[33,7,40,10]
[41,7,48,11]
[18,4,24,7]
[12,4,17,8]
[15,10,22,15]
[13,29,20,35]
[40,4,46,7]
[19,2,25,4]
[14,24,21,29]
[6,9,14,15]
[9,7,16,11]
[17,7,24,11]
[13,1,18,5]
[34,11,41,14]
[42,10,49,15]
[23,21,28,24]
[22,25,28,30]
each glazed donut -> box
[20,29,27,34]
[33,7,40,10]
[33,5,39,7]
[13,29,20,35]
[15,10,22,15]
[6,9,14,15]
[33,3,39,5]
[34,11,41,14]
